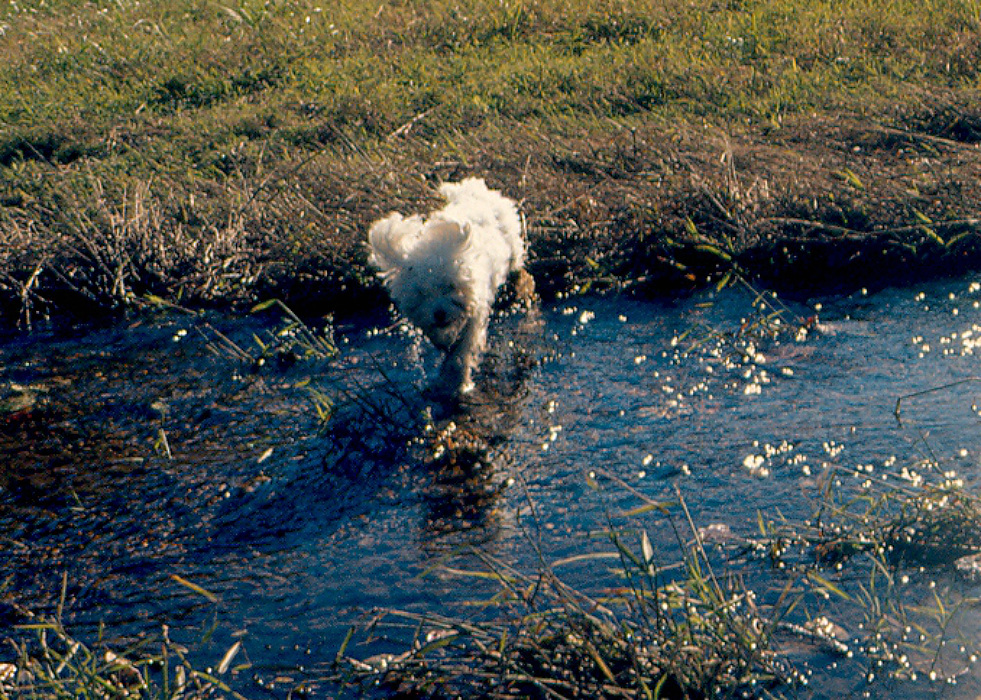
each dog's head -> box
[368,214,475,351]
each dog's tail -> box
[368,213,422,276]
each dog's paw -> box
[428,354,477,403]
[512,269,536,307]
[429,373,475,400]
[423,381,469,420]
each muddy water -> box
[4,278,981,696]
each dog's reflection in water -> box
[415,308,544,549]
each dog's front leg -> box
[437,304,490,397]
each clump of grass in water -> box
[247,298,339,370]
[330,487,795,697]
[799,463,981,569]
[193,296,340,423]
[1,621,247,700]
[1,577,248,699]
[330,460,981,697]
[748,461,981,685]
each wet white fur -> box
[368,178,524,396]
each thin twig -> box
[770,217,981,240]
[893,376,980,423]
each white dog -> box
[368,178,528,397]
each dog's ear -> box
[460,221,474,249]
[368,213,419,275]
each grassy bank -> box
[1,0,981,323]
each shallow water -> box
[4,278,981,696]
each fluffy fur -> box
[368,178,526,397]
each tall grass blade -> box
[170,574,219,603]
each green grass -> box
[1,0,980,320]
[0,574,249,700]
[1,619,248,700]
[3,0,978,136]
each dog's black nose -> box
[433,309,448,326]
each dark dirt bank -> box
[2,103,981,327]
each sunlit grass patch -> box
[3,0,978,133]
